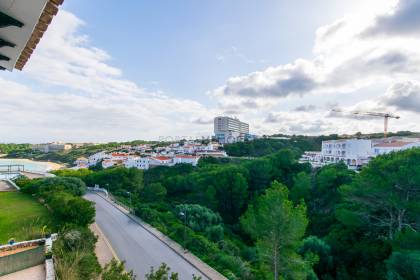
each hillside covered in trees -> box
[51,146,420,279]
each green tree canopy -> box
[241,181,310,280]
[340,148,420,240]
[141,182,167,203]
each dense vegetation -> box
[51,147,420,279]
[15,176,101,279]
[0,143,31,154]
[224,131,420,157]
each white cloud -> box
[1,1,419,142]
[0,11,213,143]
[210,0,420,135]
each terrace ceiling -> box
[0,0,64,71]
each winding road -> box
[84,193,207,280]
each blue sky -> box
[0,0,419,143]
[62,0,369,102]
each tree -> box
[48,191,95,226]
[145,263,178,280]
[241,181,310,280]
[102,259,135,280]
[386,251,420,280]
[214,168,248,224]
[308,163,354,236]
[141,183,167,202]
[340,148,420,240]
[20,176,87,196]
[174,204,222,232]
[52,168,93,179]
[299,236,334,279]
[85,167,144,194]
[290,172,312,204]
[245,158,273,196]
[145,263,202,280]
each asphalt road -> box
[85,193,207,280]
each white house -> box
[74,157,89,169]
[102,159,118,169]
[109,152,130,161]
[150,156,174,166]
[173,155,201,166]
[88,151,108,166]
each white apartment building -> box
[124,156,150,170]
[321,139,372,168]
[214,116,250,144]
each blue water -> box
[0,158,52,172]
[0,159,53,179]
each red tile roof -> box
[153,156,172,161]
[111,153,129,157]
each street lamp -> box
[126,191,131,213]
[179,211,187,252]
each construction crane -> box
[332,109,400,138]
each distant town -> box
[28,115,420,172]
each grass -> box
[0,192,54,244]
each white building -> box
[321,139,372,169]
[32,142,72,153]
[88,151,108,166]
[301,137,420,170]
[372,140,420,155]
[299,151,323,167]
[109,152,130,161]
[74,157,89,169]
[214,116,250,144]
[150,156,173,167]
[102,159,118,169]
[197,151,228,157]
[173,155,200,166]
[124,156,150,170]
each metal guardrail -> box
[87,186,108,198]
[0,164,25,174]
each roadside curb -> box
[91,223,120,262]
[92,192,227,280]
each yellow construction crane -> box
[332,109,400,138]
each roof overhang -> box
[0,0,64,71]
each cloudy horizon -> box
[1,0,419,143]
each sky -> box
[1,0,420,143]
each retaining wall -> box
[0,245,45,276]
